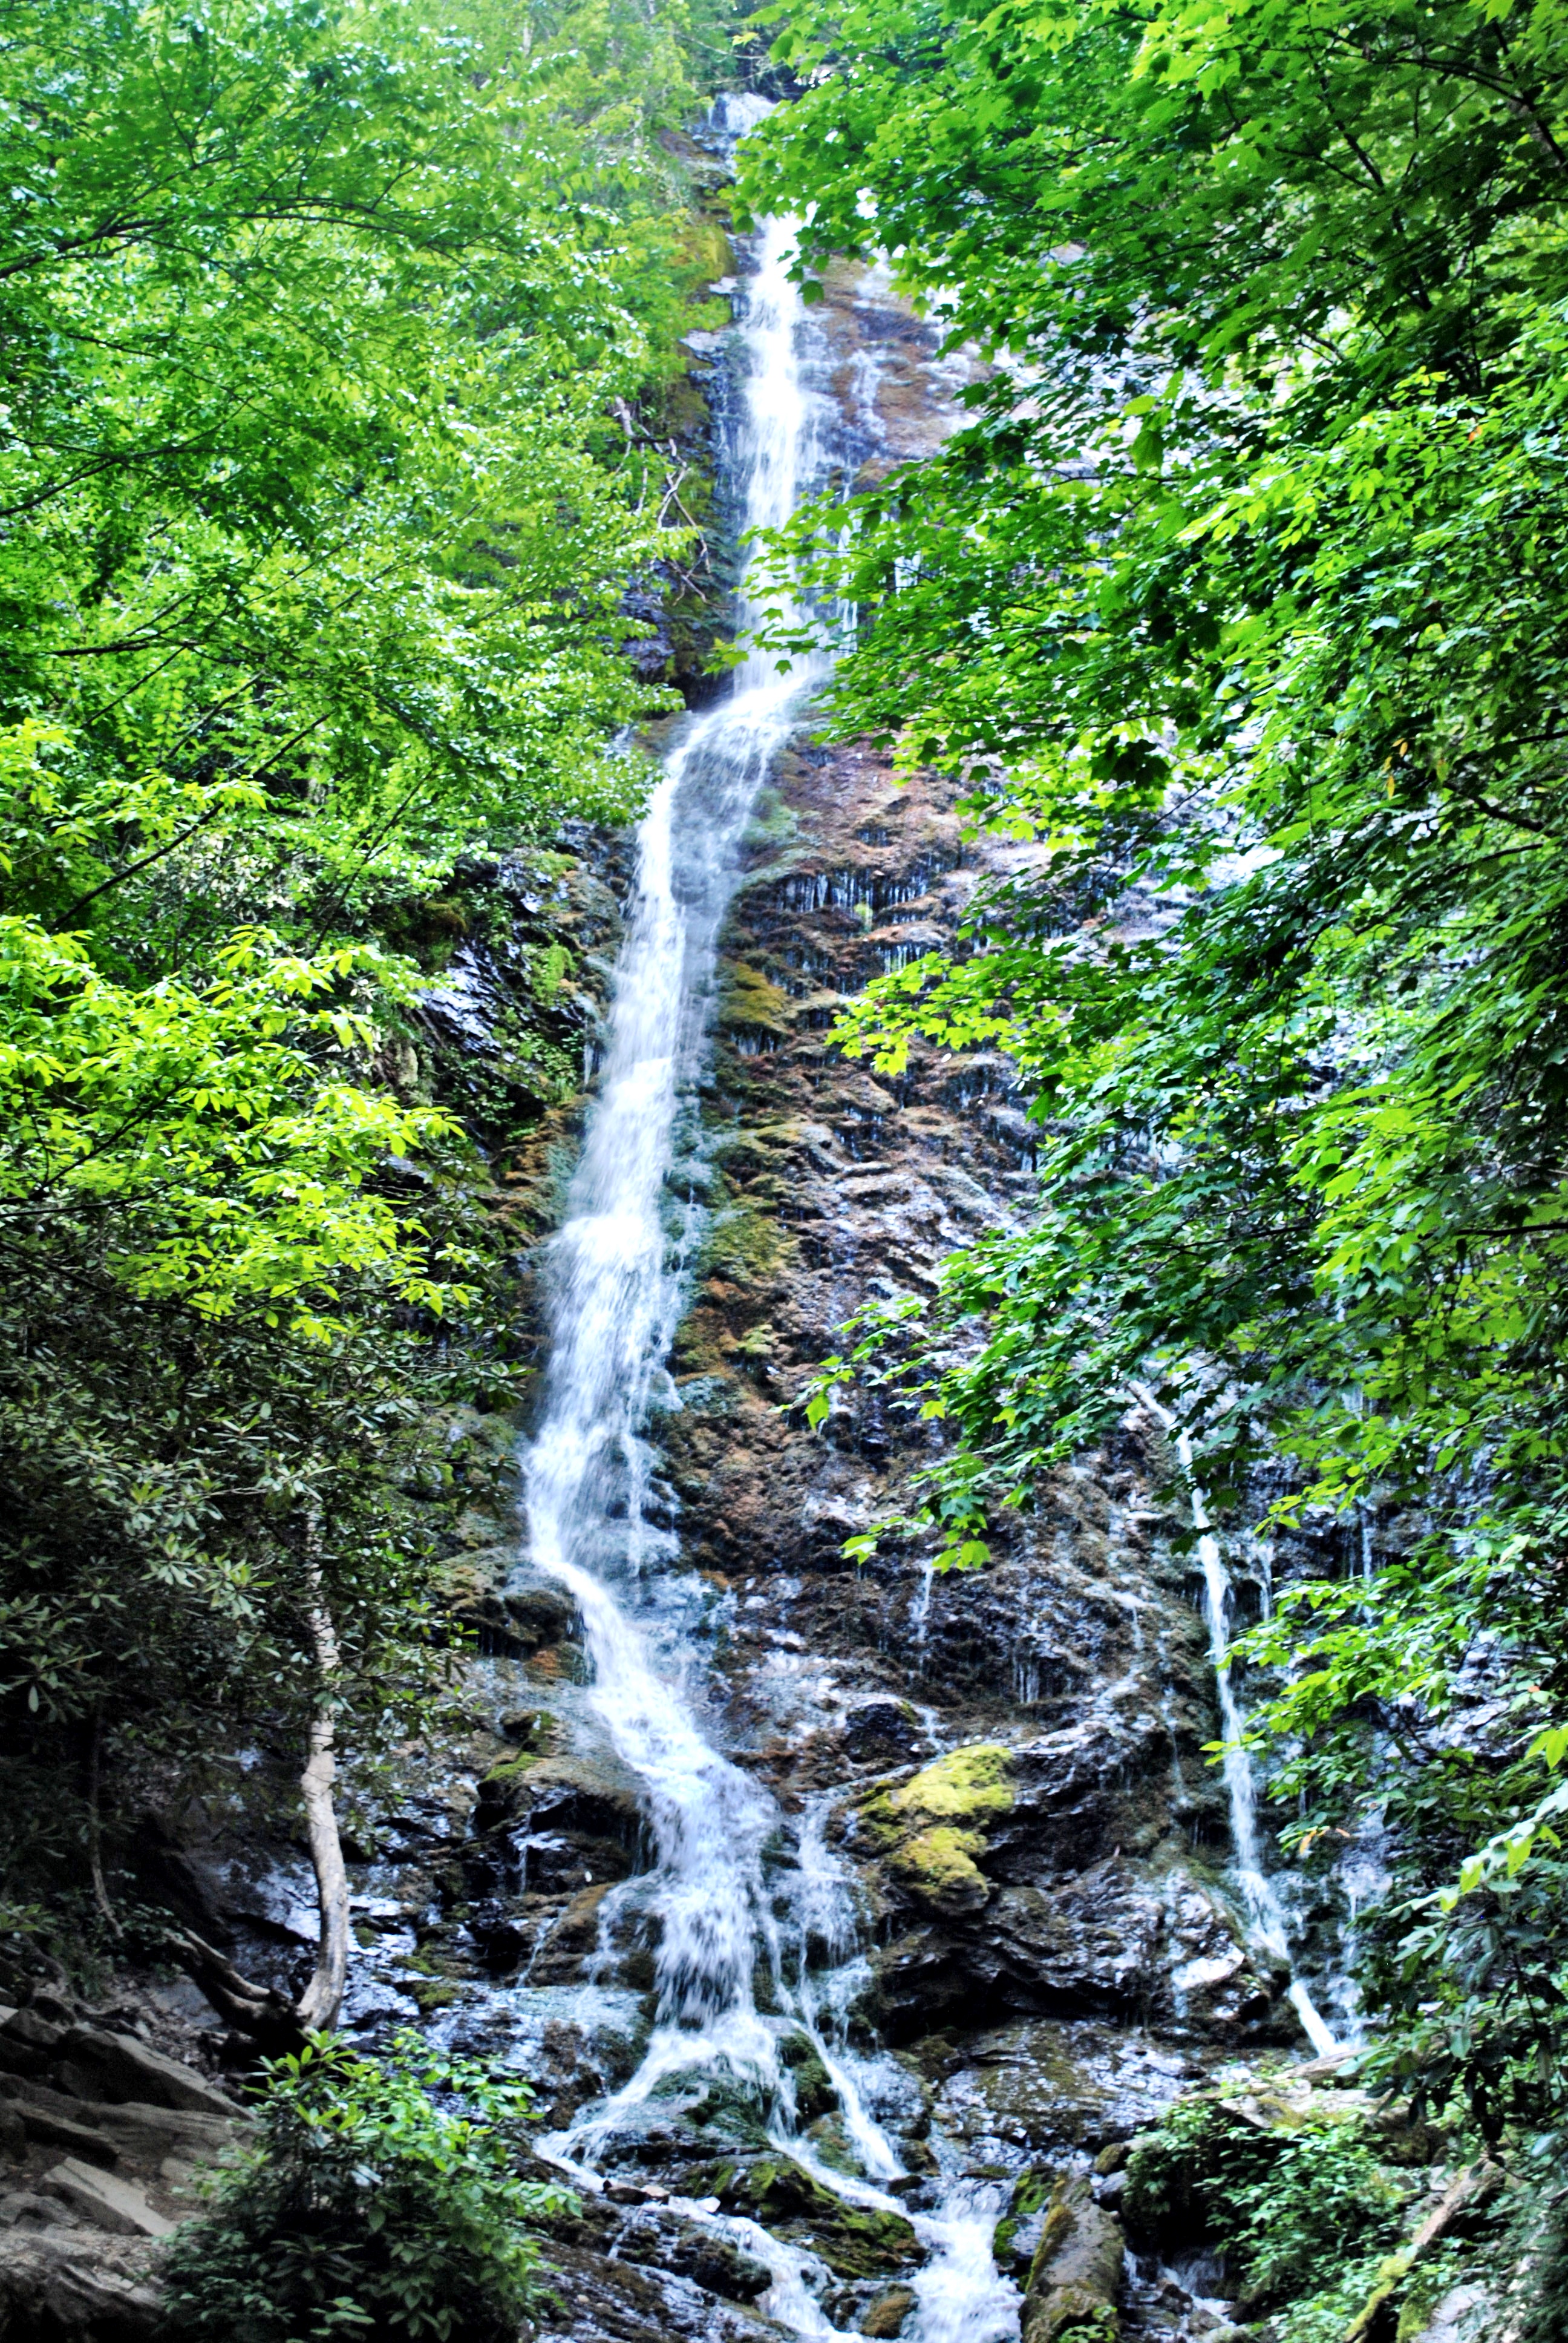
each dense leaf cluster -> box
[739,1,1568,2127]
[1125,2096,1410,2342]
[162,2032,571,2341]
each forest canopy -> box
[738,0,1568,2131]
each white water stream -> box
[1130,1385,1339,2057]
[515,216,1018,2339]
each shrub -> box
[163,2032,573,2343]
[1125,2094,1406,2313]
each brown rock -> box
[861,2282,918,2335]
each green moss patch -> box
[858,1745,1014,1913]
[892,1745,1014,1822]
[724,2159,918,2278]
[888,1824,990,1911]
[719,962,793,1038]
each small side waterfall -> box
[513,217,1018,2340]
[1132,1385,1339,2057]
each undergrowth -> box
[163,2032,573,2343]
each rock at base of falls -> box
[1019,2175,1125,2343]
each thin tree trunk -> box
[293,1562,350,2033]
[85,1710,122,1944]
[169,1536,352,2045]
[172,1928,295,2039]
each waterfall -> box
[1131,1385,1339,2057]
[520,211,817,2073]
[514,217,1019,2339]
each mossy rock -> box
[1024,2286,1118,2343]
[888,1825,991,1913]
[473,1719,559,1812]
[743,786,799,848]
[727,2159,918,2278]
[479,1746,541,1791]
[500,1706,555,1751]
[858,1745,1014,1913]
[995,2168,1053,2271]
[780,2034,837,2123]
[719,962,793,1037]
[697,1181,797,1283]
[1022,2176,1125,2343]
[407,1977,462,2015]
[861,1745,1014,1840]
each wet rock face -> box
[399,677,1297,2328]
[315,275,1305,2325]
[641,724,1290,2056]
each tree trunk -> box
[171,1555,352,2046]
[85,1711,122,1944]
[292,1568,350,2033]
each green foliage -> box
[740,0,1568,2125]
[1509,2180,1568,2343]
[1125,2096,1406,2326]
[163,2031,573,2342]
[0,0,731,1913]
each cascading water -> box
[1131,1385,1339,2057]
[512,215,1019,2340]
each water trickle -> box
[1131,1385,1340,2057]
[512,215,1019,2339]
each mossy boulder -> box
[890,1745,1014,1822]
[858,1745,1014,1915]
[780,2033,837,2124]
[722,2158,918,2278]
[995,2167,1053,2273]
[889,1826,991,1913]
[1022,2176,1123,2343]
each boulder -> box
[0,2221,163,2338]
[0,2079,240,2169]
[0,2226,163,2339]
[858,1747,1013,1918]
[860,2282,917,2335]
[16,2108,120,2170]
[1022,2176,1124,2343]
[88,2099,244,2164]
[1,2012,63,2054]
[52,2028,241,2119]
[36,2161,174,2240]
[503,1585,578,1651]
